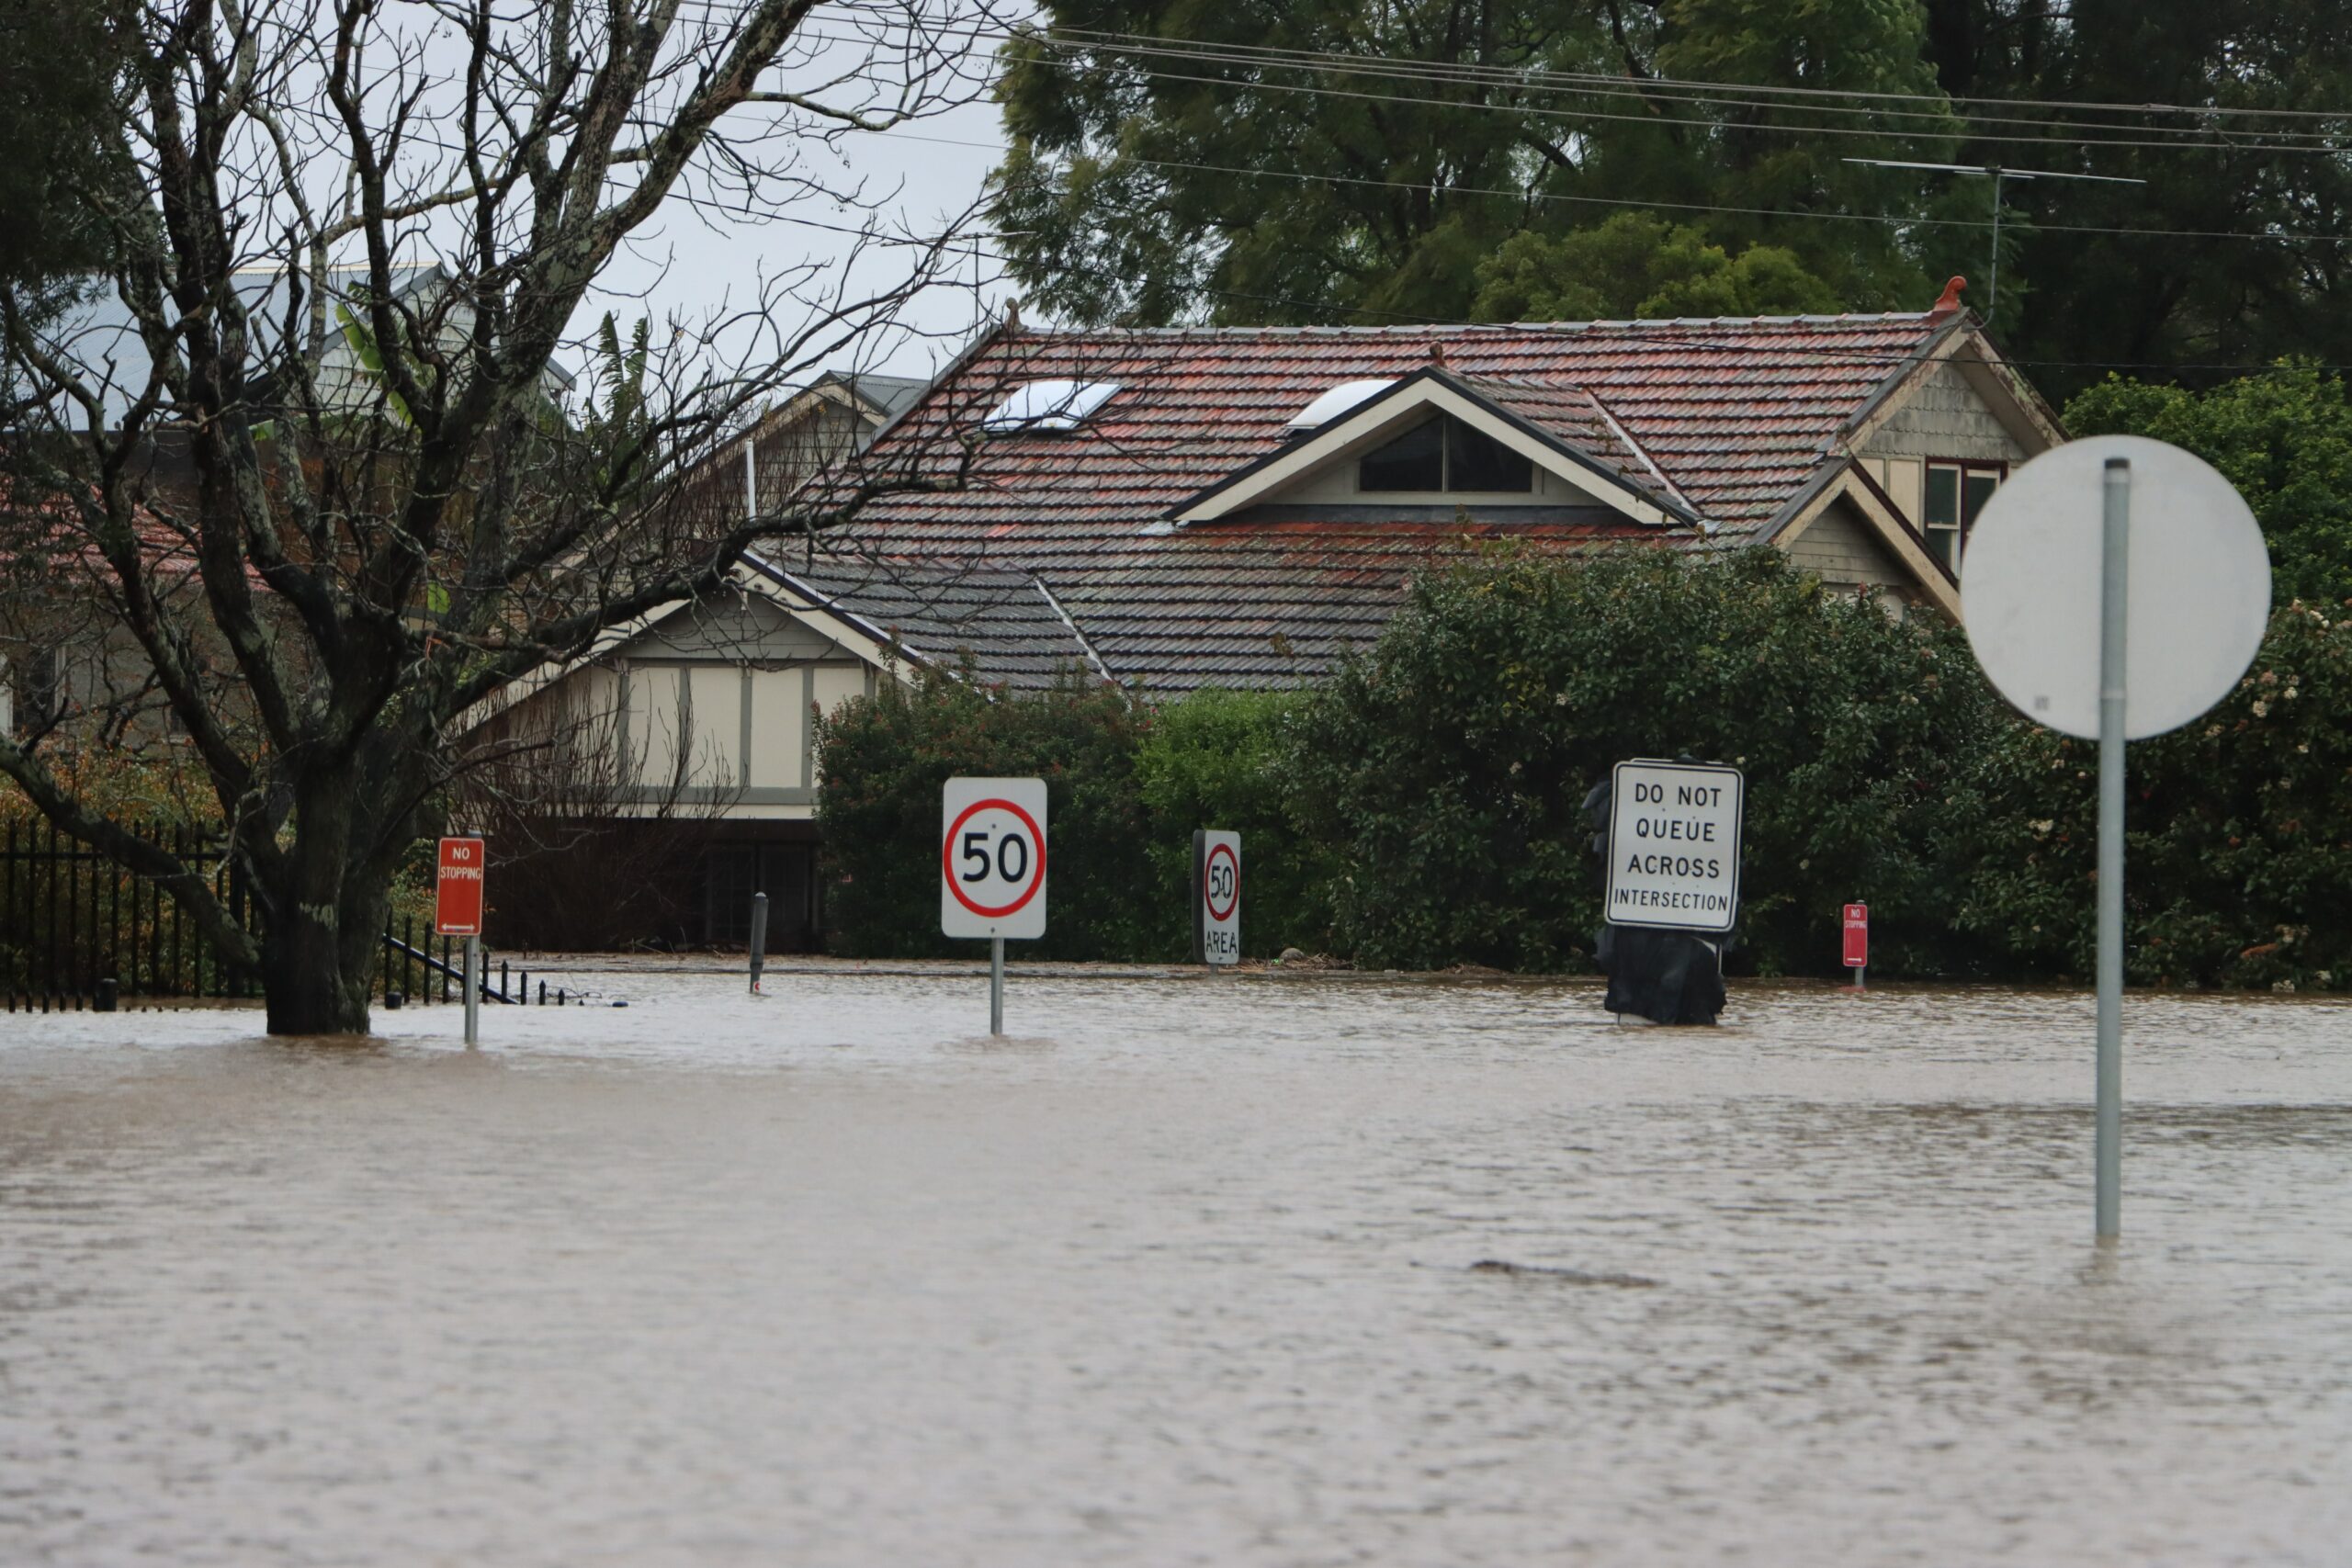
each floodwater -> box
[1,973,2347,1565]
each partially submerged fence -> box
[2,819,254,1010]
[2,818,582,1013]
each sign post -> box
[436,837,485,1047]
[1193,830,1241,967]
[940,778,1048,1035]
[1964,434,2270,1242]
[1843,903,1869,990]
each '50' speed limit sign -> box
[941,777,1048,940]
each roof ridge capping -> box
[1001,311,1941,340]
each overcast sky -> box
[577,6,1024,395]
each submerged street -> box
[2,975,2346,1564]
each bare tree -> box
[0,0,1000,1032]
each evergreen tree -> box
[990,0,1960,326]
[0,0,130,291]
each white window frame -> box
[1922,458,2007,572]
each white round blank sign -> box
[1962,434,2272,741]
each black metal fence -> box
[2,818,582,1013]
[3,818,254,1010]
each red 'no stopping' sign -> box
[436,837,486,936]
[1842,903,1868,968]
[943,797,1047,919]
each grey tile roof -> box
[741,550,1102,690]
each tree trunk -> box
[260,902,376,1035]
[254,767,393,1037]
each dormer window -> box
[1359,415,1532,493]
[980,378,1120,433]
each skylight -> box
[1284,378,1396,432]
[979,378,1120,433]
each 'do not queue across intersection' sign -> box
[1603,760,1744,935]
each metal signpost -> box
[1843,903,1869,990]
[1602,760,1744,935]
[748,890,769,995]
[1193,830,1241,967]
[940,777,1048,1035]
[435,836,486,1047]
[1964,435,2270,1242]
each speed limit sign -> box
[941,777,1048,940]
[1193,829,1240,965]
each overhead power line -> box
[1001,30,2352,156]
[735,7,2352,152]
[887,129,2336,246]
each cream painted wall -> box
[685,665,743,786]
[747,666,806,789]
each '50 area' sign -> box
[940,777,1048,940]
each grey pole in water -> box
[990,935,1004,1035]
[463,934,481,1048]
[2096,457,2130,1240]
[748,891,769,994]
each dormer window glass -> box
[979,378,1120,433]
[1358,415,1532,493]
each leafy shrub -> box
[1133,686,1336,958]
[1952,599,2352,989]
[814,662,1153,960]
[2065,363,2352,608]
[1286,546,2010,976]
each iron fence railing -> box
[3,819,575,1013]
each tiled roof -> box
[784,314,1961,691]
[742,552,1102,691]
[1451,375,1690,516]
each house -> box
[492,299,2062,948]
[2,262,581,750]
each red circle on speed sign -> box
[1204,841,1238,921]
[942,797,1047,919]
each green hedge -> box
[815,663,1153,960]
[1287,547,2004,976]
[811,553,2352,988]
[815,668,1329,961]
[1949,597,2352,989]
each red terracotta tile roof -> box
[794,314,1959,691]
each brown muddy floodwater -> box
[1,973,2347,1564]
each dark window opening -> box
[1359,415,1533,493]
[1357,418,1444,491]
[1447,420,1532,491]
[1922,459,2006,573]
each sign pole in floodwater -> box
[1965,436,2269,1245]
[941,778,1048,1038]
[748,891,769,995]
[463,936,481,1048]
[2094,459,2129,1239]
